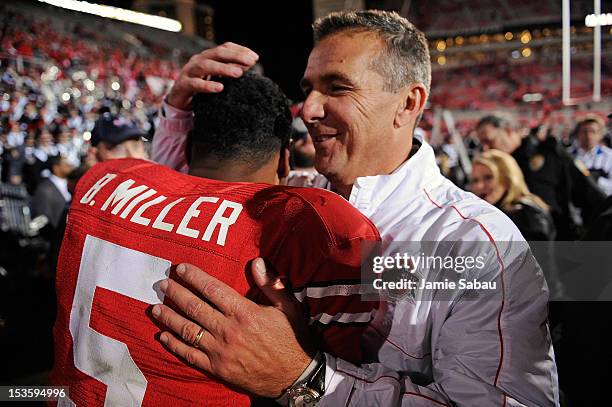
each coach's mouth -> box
[312,134,339,153]
[312,128,339,144]
[312,134,336,143]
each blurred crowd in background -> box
[0,4,185,381]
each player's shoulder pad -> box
[283,187,380,242]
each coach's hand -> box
[151,259,314,398]
[166,42,259,111]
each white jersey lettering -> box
[176,197,219,238]
[202,200,243,246]
[80,173,117,206]
[101,179,148,215]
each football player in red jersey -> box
[50,71,379,406]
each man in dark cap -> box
[88,112,148,163]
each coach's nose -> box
[300,91,326,125]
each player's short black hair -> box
[191,71,292,168]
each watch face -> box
[289,386,320,407]
[293,393,319,407]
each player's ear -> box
[277,147,290,179]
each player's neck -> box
[189,160,277,184]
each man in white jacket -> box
[568,115,612,196]
[151,10,559,407]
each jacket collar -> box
[348,133,445,215]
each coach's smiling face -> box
[300,30,426,197]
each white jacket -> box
[152,102,559,406]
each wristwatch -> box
[286,352,326,407]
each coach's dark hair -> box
[313,10,431,94]
[191,71,292,168]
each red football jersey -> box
[50,158,379,406]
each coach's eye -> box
[331,85,350,93]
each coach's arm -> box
[153,246,558,406]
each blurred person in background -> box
[32,154,73,238]
[24,129,59,193]
[66,108,83,132]
[34,129,58,163]
[603,112,612,148]
[568,115,612,196]
[6,121,25,148]
[471,148,564,370]
[2,124,29,185]
[48,163,90,279]
[476,114,606,240]
[3,144,26,185]
[434,131,468,189]
[38,105,54,127]
[69,127,85,155]
[88,112,148,164]
[471,149,555,241]
[56,126,80,168]
[54,113,149,265]
[18,102,39,127]
[20,133,39,193]
[290,118,315,171]
[287,117,323,187]
[31,153,74,278]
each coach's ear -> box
[394,83,428,129]
[277,148,291,179]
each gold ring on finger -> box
[193,327,206,347]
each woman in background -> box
[471,149,556,240]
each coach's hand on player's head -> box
[151,259,314,398]
[166,42,259,111]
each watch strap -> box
[285,352,326,406]
[306,352,326,397]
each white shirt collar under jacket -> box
[349,134,445,218]
[49,174,71,202]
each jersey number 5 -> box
[62,235,171,406]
